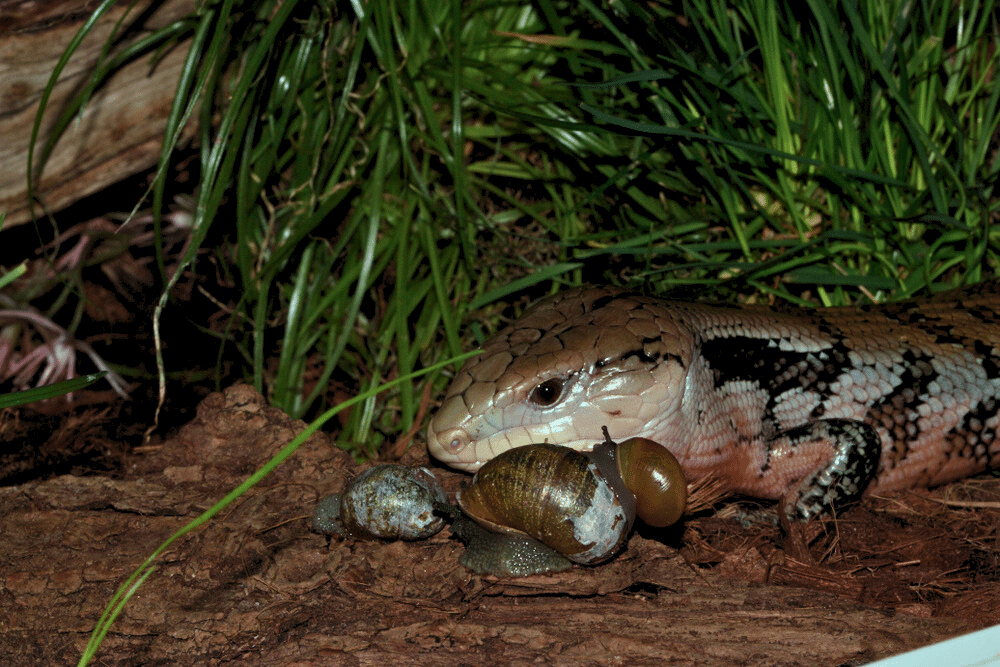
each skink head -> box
[427,287,692,471]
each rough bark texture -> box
[1,384,992,665]
[0,0,196,226]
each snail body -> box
[456,434,687,574]
[312,464,446,541]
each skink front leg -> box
[755,419,882,521]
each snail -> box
[453,430,687,576]
[311,464,447,541]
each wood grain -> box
[0,0,197,227]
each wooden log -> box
[0,0,197,227]
[0,385,982,664]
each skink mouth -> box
[428,419,607,473]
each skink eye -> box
[529,378,564,407]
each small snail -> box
[311,464,447,540]
[454,430,687,576]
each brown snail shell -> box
[457,436,686,565]
[458,444,628,564]
[613,437,686,527]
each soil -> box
[2,383,998,665]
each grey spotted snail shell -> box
[311,464,446,540]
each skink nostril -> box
[432,427,469,454]
[447,429,469,452]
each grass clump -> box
[32,0,1000,454]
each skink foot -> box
[778,419,882,522]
